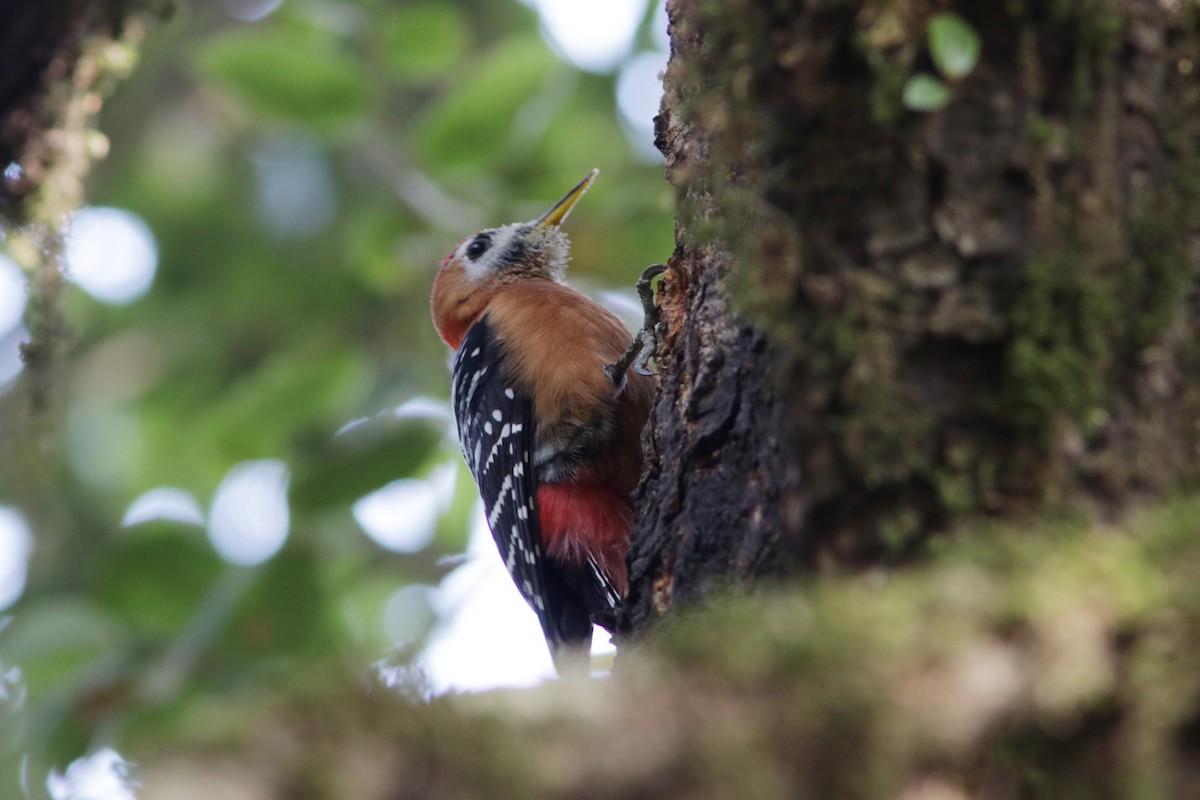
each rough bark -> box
[622,0,1200,635]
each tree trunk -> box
[623,0,1200,634]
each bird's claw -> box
[606,263,665,389]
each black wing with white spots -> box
[451,314,591,656]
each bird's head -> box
[432,169,597,349]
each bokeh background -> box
[0,0,673,794]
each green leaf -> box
[95,528,223,639]
[928,13,981,80]
[291,417,444,511]
[382,4,468,81]
[903,74,951,112]
[220,548,330,663]
[196,29,370,127]
[418,36,560,167]
[203,348,369,461]
[0,600,129,695]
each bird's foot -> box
[604,263,664,390]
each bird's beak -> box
[534,169,598,230]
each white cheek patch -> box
[456,238,488,282]
[459,225,522,282]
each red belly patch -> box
[536,483,632,595]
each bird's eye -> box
[466,235,491,260]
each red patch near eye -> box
[441,238,467,267]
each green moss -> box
[1123,164,1200,349]
[671,0,1199,559]
[1003,248,1119,433]
[1026,116,1055,144]
[879,506,924,554]
[100,496,1200,797]
[854,7,922,126]
[1078,3,1124,51]
[660,494,1195,723]
[651,498,1190,791]
[934,468,976,514]
[1057,2,1123,122]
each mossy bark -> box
[622,0,1200,634]
[130,500,1200,798]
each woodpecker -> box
[431,170,655,670]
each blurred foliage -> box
[0,0,672,792]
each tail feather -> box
[540,556,624,674]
